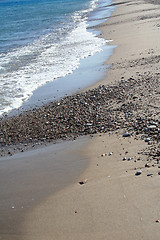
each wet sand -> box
[0,137,89,239]
[0,0,160,239]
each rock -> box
[148,125,156,130]
[8,151,12,156]
[145,138,150,142]
[147,173,153,176]
[79,179,88,185]
[123,157,126,161]
[155,220,160,223]
[101,153,107,157]
[145,163,151,168]
[135,170,142,176]
[150,122,157,126]
[123,132,131,137]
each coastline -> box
[3,0,116,116]
[0,0,160,239]
[22,0,160,239]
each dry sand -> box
[0,0,160,239]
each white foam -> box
[0,0,107,116]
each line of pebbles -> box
[0,72,159,159]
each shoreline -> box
[0,0,160,239]
[2,0,116,117]
[21,0,160,239]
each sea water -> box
[0,0,115,116]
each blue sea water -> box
[0,0,115,115]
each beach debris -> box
[135,170,142,176]
[79,179,88,185]
[128,157,131,161]
[123,157,126,161]
[123,132,130,137]
[109,152,112,156]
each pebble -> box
[79,179,88,185]
[155,220,160,223]
[145,163,151,168]
[145,138,150,142]
[101,153,107,157]
[147,173,153,177]
[135,170,142,176]
[123,132,131,137]
[0,74,159,159]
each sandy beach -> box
[0,0,160,239]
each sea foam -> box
[0,0,113,116]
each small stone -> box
[145,163,151,168]
[128,157,131,161]
[79,179,88,185]
[101,153,107,157]
[147,173,153,177]
[135,170,142,176]
[145,138,150,142]
[109,152,112,156]
[8,151,12,156]
[123,157,126,161]
[123,132,130,137]
[156,220,160,223]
